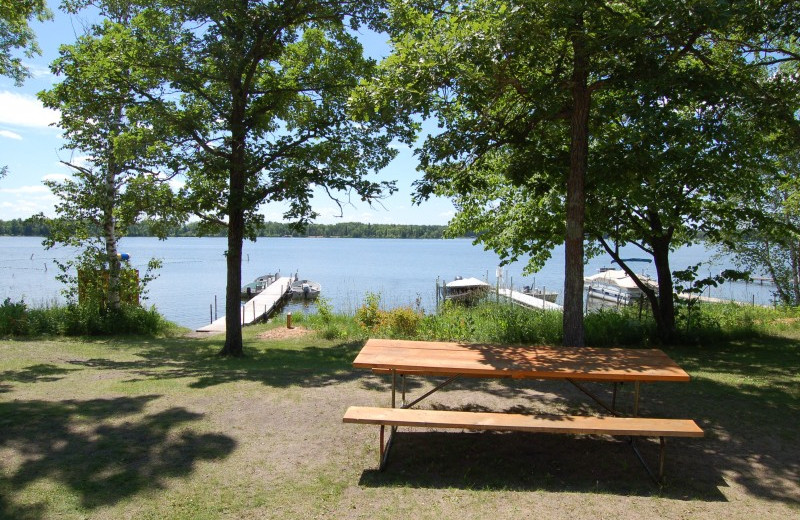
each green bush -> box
[0,298,29,336]
[378,306,423,338]
[355,292,384,331]
[304,298,365,340]
[584,308,654,346]
[0,299,172,337]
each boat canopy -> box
[584,269,645,290]
[446,277,489,288]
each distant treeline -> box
[1,218,462,239]
[0,218,50,236]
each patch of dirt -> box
[257,326,313,340]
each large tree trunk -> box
[563,20,590,348]
[651,235,676,342]
[220,126,247,357]
[221,176,245,357]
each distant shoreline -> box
[0,219,471,240]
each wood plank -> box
[343,406,704,438]
[353,339,690,382]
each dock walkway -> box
[197,276,293,333]
[498,288,562,311]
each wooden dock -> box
[197,276,293,333]
[498,288,562,311]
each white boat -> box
[290,279,321,299]
[445,276,490,303]
[584,269,654,305]
[241,273,278,299]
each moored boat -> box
[290,279,321,299]
[584,269,655,305]
[445,276,490,304]
[241,273,279,300]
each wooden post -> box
[214,295,218,320]
[210,304,213,324]
[287,312,293,329]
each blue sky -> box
[0,2,456,225]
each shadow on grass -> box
[0,395,236,519]
[358,430,724,499]
[64,336,367,390]
[0,364,77,393]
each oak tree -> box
[125,1,400,356]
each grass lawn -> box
[1,322,798,519]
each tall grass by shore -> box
[0,298,176,337]
[305,293,800,347]
[4,290,798,348]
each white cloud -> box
[0,185,50,195]
[0,184,58,219]
[0,91,60,129]
[22,62,54,80]
[0,129,22,140]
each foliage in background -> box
[320,294,799,347]
[0,0,51,84]
[0,298,173,337]
[0,218,457,239]
[306,297,365,340]
[720,150,800,306]
[354,292,424,338]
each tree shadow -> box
[0,395,236,518]
[64,337,366,390]
[0,364,76,393]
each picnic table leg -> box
[381,370,399,471]
[629,436,667,485]
[379,424,396,471]
[612,383,618,412]
[391,369,396,408]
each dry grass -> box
[0,323,798,519]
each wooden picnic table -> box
[352,338,691,382]
[344,339,703,483]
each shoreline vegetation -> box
[0,218,461,239]
[3,291,799,349]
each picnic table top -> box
[353,339,690,382]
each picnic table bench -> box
[344,339,703,483]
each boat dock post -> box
[197,276,293,333]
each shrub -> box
[355,292,386,331]
[0,298,29,336]
[378,306,423,338]
[0,299,171,337]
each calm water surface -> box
[0,236,773,329]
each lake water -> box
[0,236,775,329]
